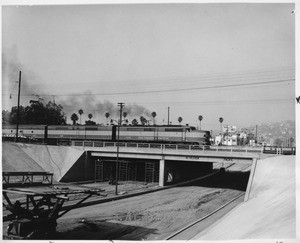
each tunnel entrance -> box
[164,160,213,185]
[182,169,251,191]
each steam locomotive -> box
[2,124,211,145]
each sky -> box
[1,2,296,131]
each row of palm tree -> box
[70,109,224,131]
[70,109,93,125]
[177,115,203,128]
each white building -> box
[223,134,238,146]
[222,125,237,133]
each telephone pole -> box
[255,125,258,145]
[115,102,124,195]
[15,71,22,143]
[167,107,170,125]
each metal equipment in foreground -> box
[2,172,106,239]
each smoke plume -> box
[58,90,152,124]
[2,46,47,108]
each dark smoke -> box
[58,90,152,122]
[2,46,47,107]
[2,46,152,123]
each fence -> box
[74,141,294,154]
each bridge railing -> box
[72,141,294,154]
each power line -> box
[3,78,294,97]
[57,66,295,87]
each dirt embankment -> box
[53,171,249,240]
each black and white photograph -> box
[1,0,298,241]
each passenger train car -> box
[2,124,211,145]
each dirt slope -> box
[193,155,296,240]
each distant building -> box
[222,125,237,133]
[223,134,238,146]
[215,135,222,145]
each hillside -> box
[243,120,295,146]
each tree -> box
[219,117,224,145]
[71,113,79,125]
[78,109,83,125]
[105,112,110,125]
[44,101,67,125]
[88,113,93,120]
[198,115,203,130]
[151,112,157,125]
[6,101,66,125]
[274,138,283,147]
[132,119,138,125]
[123,112,128,125]
[85,120,96,125]
[5,106,26,125]
[178,117,183,125]
[140,116,147,125]
[2,110,10,125]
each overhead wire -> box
[3,78,294,98]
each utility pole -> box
[167,107,170,125]
[255,125,258,145]
[115,102,124,195]
[15,71,21,143]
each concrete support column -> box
[244,158,258,202]
[159,159,165,187]
[84,151,88,180]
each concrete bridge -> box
[72,141,270,186]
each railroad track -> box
[164,192,245,240]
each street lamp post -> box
[115,102,124,195]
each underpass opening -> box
[178,161,252,192]
[164,160,213,185]
[93,158,159,184]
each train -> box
[2,124,211,146]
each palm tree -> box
[105,112,110,125]
[71,113,79,125]
[198,115,203,130]
[219,117,224,145]
[88,113,93,120]
[123,112,128,125]
[178,117,183,125]
[151,112,157,125]
[140,116,147,125]
[78,109,83,125]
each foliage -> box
[2,110,10,124]
[105,112,110,125]
[71,113,79,125]
[140,116,147,125]
[178,117,183,125]
[274,138,283,146]
[3,101,66,125]
[132,119,138,125]
[85,120,96,125]
[151,112,157,125]
[88,113,93,120]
